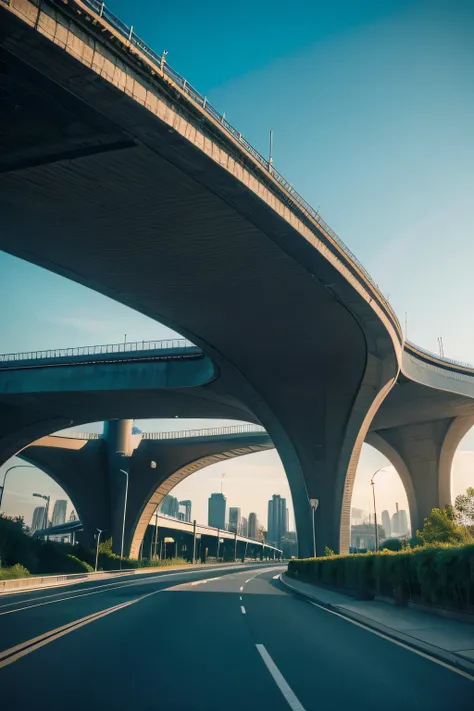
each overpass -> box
[34,512,282,562]
[1,0,474,557]
[19,421,273,557]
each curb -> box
[278,573,474,679]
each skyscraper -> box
[160,495,179,518]
[52,499,67,527]
[241,516,248,537]
[69,509,77,522]
[381,510,391,538]
[398,509,409,536]
[179,500,192,523]
[31,506,46,533]
[228,507,241,533]
[267,494,287,546]
[248,512,258,539]
[208,493,226,529]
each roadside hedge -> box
[287,544,474,612]
[0,564,30,580]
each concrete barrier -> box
[0,568,140,594]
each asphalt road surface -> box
[0,563,471,710]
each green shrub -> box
[287,543,474,611]
[380,538,402,551]
[0,563,30,580]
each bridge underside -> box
[1,0,405,555]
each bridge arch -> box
[127,434,273,558]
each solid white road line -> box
[256,644,306,711]
[241,606,246,614]
[280,575,474,683]
[0,586,163,669]
[307,600,474,682]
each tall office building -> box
[267,494,287,546]
[179,500,192,523]
[381,510,391,538]
[69,509,77,522]
[228,507,241,534]
[208,493,226,529]
[241,516,248,537]
[31,506,46,534]
[160,495,179,518]
[52,499,67,527]
[398,510,409,536]
[248,512,258,539]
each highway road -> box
[0,563,471,710]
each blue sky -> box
[1,0,473,529]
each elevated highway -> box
[19,421,273,556]
[1,0,473,555]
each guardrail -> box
[405,340,474,370]
[76,0,399,330]
[0,338,196,363]
[142,424,266,440]
[52,424,266,441]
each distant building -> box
[241,516,248,537]
[228,507,241,534]
[248,512,258,539]
[398,509,409,536]
[69,509,78,522]
[208,493,226,529]
[267,495,287,546]
[160,495,179,518]
[351,507,369,526]
[381,510,391,538]
[179,500,192,523]
[52,499,67,527]
[31,506,46,534]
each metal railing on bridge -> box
[405,340,474,370]
[53,424,266,441]
[141,424,266,440]
[79,0,398,330]
[0,338,197,364]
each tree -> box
[417,507,473,546]
[454,487,474,526]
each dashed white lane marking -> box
[256,644,306,711]
[239,596,242,601]
[240,586,244,592]
[241,606,246,615]
[245,578,252,584]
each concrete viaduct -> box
[19,420,272,558]
[1,0,474,556]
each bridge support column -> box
[367,415,474,535]
[103,419,134,556]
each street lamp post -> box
[32,492,51,541]
[309,498,319,557]
[0,464,36,510]
[192,519,197,564]
[119,468,129,568]
[95,529,103,572]
[370,468,388,552]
